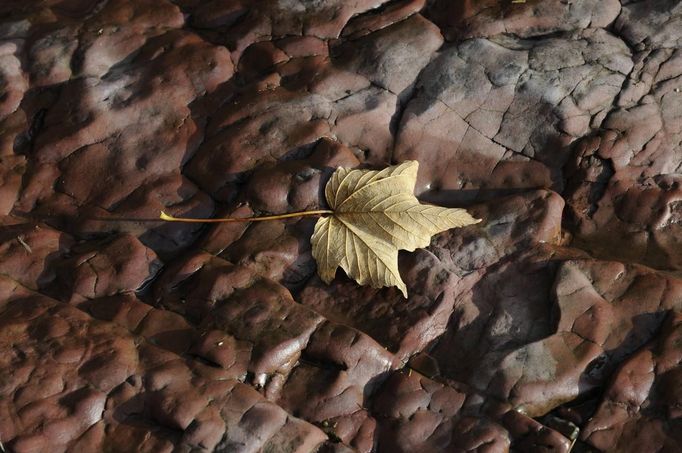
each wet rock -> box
[277,321,393,451]
[0,220,73,291]
[196,138,361,286]
[0,154,25,215]
[341,0,426,39]
[2,0,682,450]
[185,62,396,201]
[185,0,388,59]
[582,311,682,452]
[300,248,463,362]
[0,40,26,120]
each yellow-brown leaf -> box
[312,161,480,297]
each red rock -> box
[565,44,682,271]
[154,253,325,388]
[3,0,682,450]
[333,14,443,95]
[582,311,682,452]
[395,29,631,200]
[373,371,511,452]
[0,221,73,291]
[426,0,621,40]
[54,234,161,303]
[615,0,682,50]
[0,276,326,452]
[341,0,426,39]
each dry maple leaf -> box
[311,160,480,297]
[159,160,480,297]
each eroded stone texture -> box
[185,58,396,202]
[437,258,682,417]
[277,321,393,452]
[0,276,327,453]
[332,14,443,95]
[54,234,162,303]
[0,220,73,291]
[615,0,682,50]
[2,0,682,450]
[581,311,682,452]
[425,0,621,41]
[373,370,512,452]
[196,139,361,287]
[154,253,324,391]
[395,29,631,203]
[181,0,388,59]
[300,247,463,362]
[15,15,230,257]
[565,43,682,271]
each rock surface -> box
[1,0,682,452]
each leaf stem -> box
[159,209,334,223]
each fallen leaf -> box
[311,160,480,297]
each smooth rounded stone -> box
[278,365,375,451]
[27,29,230,166]
[425,0,621,40]
[73,0,185,78]
[0,274,327,452]
[500,409,574,452]
[0,109,26,156]
[3,0,682,449]
[317,441,360,453]
[332,14,443,95]
[26,26,78,87]
[237,41,290,80]
[14,29,231,254]
[19,0,184,87]
[0,154,26,215]
[372,370,511,452]
[427,190,565,274]
[429,251,561,413]
[582,311,682,452]
[72,173,215,259]
[0,281,135,451]
[189,328,252,379]
[394,29,631,200]
[53,234,161,303]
